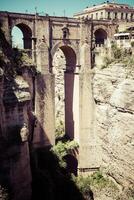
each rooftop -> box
[74,1,134,17]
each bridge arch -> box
[94,28,107,46]
[51,41,78,67]
[52,43,79,140]
[11,23,32,49]
[93,24,109,35]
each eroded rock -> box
[93,63,134,189]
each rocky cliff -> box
[92,63,134,195]
[53,48,66,135]
[0,67,35,200]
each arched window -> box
[94,28,107,46]
[12,26,23,48]
[11,23,32,49]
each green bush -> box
[102,42,134,70]
[51,140,79,168]
[72,171,118,194]
[55,120,65,139]
[72,175,91,194]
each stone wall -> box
[92,63,134,188]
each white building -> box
[74,1,134,21]
[114,30,134,48]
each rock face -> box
[53,49,66,133]
[0,70,33,200]
[92,63,134,188]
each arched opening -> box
[11,23,32,49]
[52,45,78,140]
[53,49,66,138]
[94,28,107,46]
[11,26,23,49]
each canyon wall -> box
[0,68,34,200]
[92,63,134,189]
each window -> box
[108,12,110,19]
[121,13,123,20]
[91,14,93,19]
[115,12,117,19]
[96,13,98,19]
[126,13,128,19]
[131,13,133,21]
[62,27,69,39]
[101,12,103,19]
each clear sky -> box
[0,0,134,17]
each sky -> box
[0,0,134,17]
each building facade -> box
[74,1,134,22]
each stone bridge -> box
[0,11,117,170]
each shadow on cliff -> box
[30,109,94,200]
[30,146,94,200]
[0,24,31,199]
[31,147,75,200]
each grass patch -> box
[72,171,118,194]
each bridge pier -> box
[79,71,101,170]
[78,40,101,171]
[33,41,55,147]
[33,73,55,147]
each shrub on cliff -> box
[31,147,86,200]
[0,27,35,78]
[102,43,134,69]
[51,140,79,168]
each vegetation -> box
[51,140,79,168]
[0,26,35,78]
[102,42,134,71]
[31,147,85,200]
[52,120,118,199]
[73,171,134,200]
[73,171,118,192]
[0,47,35,77]
[55,120,65,139]
[111,43,123,59]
